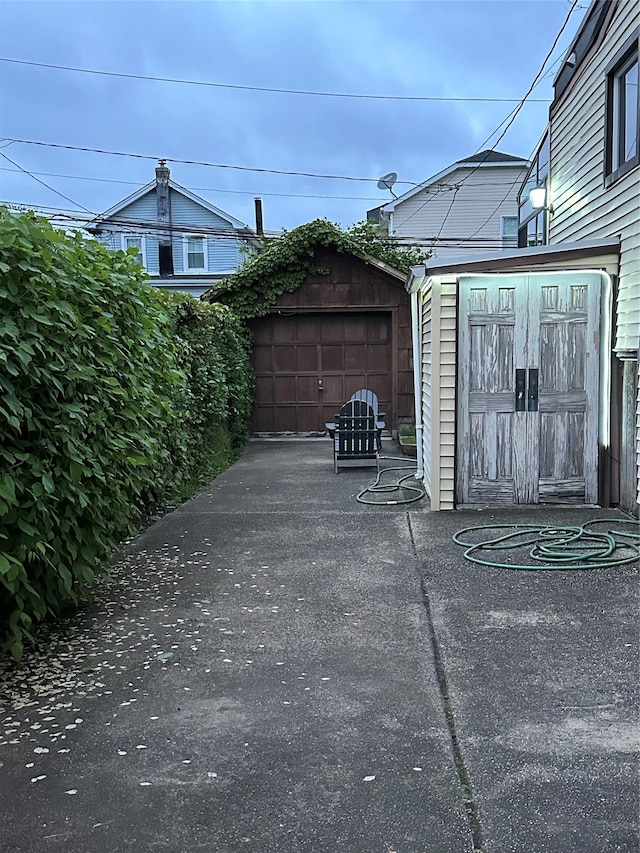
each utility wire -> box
[0,166,531,196]
[0,151,94,214]
[0,201,517,247]
[1,138,420,186]
[0,56,552,103]
[388,0,580,244]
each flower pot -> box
[398,435,417,458]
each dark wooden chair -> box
[333,399,379,473]
[325,389,385,449]
[350,389,386,428]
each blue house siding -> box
[209,236,244,272]
[110,193,158,225]
[93,170,257,288]
[169,192,235,230]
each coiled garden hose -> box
[356,455,426,505]
[453,518,640,571]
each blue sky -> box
[0,0,587,233]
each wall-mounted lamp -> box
[529,185,554,214]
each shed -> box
[204,221,414,435]
[407,239,621,510]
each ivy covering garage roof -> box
[202,219,410,320]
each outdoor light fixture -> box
[529,185,554,214]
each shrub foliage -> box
[204,218,429,319]
[0,210,252,659]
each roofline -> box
[356,251,406,281]
[406,237,620,291]
[94,178,255,233]
[381,159,530,213]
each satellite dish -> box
[377,172,398,197]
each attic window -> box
[185,236,207,272]
[605,30,639,186]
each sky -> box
[0,0,588,235]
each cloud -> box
[0,0,585,230]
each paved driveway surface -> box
[0,439,637,853]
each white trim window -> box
[121,234,146,269]
[184,235,208,272]
[500,216,518,248]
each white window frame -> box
[121,234,146,269]
[500,215,518,247]
[183,235,208,273]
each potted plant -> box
[398,424,417,457]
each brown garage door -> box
[250,312,393,433]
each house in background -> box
[92,162,258,297]
[407,0,639,516]
[368,150,529,259]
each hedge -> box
[0,210,252,659]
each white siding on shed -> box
[418,276,457,510]
[420,284,432,499]
[549,0,640,355]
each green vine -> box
[203,218,429,320]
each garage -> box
[205,222,416,436]
[250,311,393,433]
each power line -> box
[0,201,520,248]
[0,151,94,214]
[0,167,384,201]
[1,138,419,186]
[0,56,552,104]
[388,0,581,241]
[0,166,532,196]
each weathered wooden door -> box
[457,273,601,505]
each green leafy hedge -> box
[162,294,253,496]
[0,210,252,659]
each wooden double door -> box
[457,273,601,505]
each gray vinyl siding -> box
[549,0,640,356]
[637,361,640,507]
[391,166,527,260]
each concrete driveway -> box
[0,439,637,852]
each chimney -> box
[156,158,171,183]
[156,159,174,276]
[254,197,264,237]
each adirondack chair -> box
[325,389,385,449]
[333,399,379,473]
[351,389,385,435]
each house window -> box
[185,236,207,271]
[605,30,639,186]
[501,216,518,248]
[122,235,145,268]
[517,130,550,247]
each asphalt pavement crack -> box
[407,511,485,853]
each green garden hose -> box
[453,518,640,571]
[356,456,426,505]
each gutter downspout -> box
[408,266,426,481]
